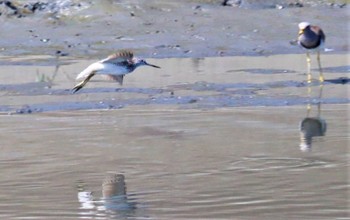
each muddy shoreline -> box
[0,0,349,58]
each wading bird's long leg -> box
[306,83,312,117]
[306,51,312,83]
[72,73,95,93]
[317,51,324,82]
[317,84,324,117]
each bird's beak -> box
[298,28,304,35]
[146,62,160,68]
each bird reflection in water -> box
[77,173,137,219]
[299,84,327,152]
[101,173,136,213]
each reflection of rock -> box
[299,117,326,152]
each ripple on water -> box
[228,68,296,74]
[226,155,336,172]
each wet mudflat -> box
[1,0,349,58]
[0,54,348,113]
[0,54,349,219]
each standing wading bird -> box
[298,22,326,83]
[72,50,160,93]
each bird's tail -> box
[76,62,102,80]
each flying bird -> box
[72,50,160,93]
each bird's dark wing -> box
[101,50,134,64]
[311,26,326,42]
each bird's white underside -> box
[76,62,130,80]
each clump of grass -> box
[35,55,60,88]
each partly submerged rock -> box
[0,0,90,18]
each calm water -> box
[0,54,349,219]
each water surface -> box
[0,105,349,219]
